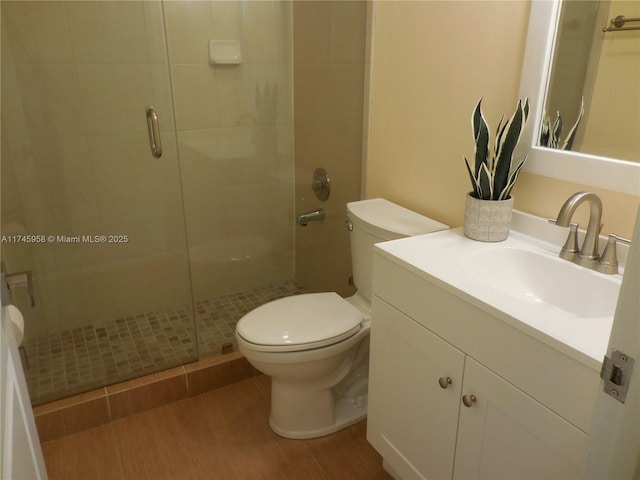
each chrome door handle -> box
[145,106,162,158]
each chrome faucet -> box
[555,192,602,264]
[297,208,325,227]
[551,192,630,274]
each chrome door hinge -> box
[600,350,635,403]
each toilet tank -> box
[346,198,448,303]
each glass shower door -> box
[1,0,196,405]
[162,0,298,356]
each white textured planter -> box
[463,193,513,242]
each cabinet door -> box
[368,297,465,480]
[453,357,588,480]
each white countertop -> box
[374,211,624,370]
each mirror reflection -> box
[542,0,639,163]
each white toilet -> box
[236,198,448,439]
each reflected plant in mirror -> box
[540,96,585,150]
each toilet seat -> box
[236,292,364,353]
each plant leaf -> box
[472,98,483,141]
[522,97,530,122]
[551,112,563,148]
[472,99,490,180]
[478,162,493,200]
[540,113,551,147]
[493,99,526,199]
[561,96,585,151]
[494,114,507,170]
[499,173,517,201]
[464,157,481,197]
[499,156,526,200]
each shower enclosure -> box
[1,0,303,405]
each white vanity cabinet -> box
[453,357,587,479]
[367,249,600,480]
[368,298,465,479]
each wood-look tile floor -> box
[41,375,393,480]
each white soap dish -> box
[209,40,242,65]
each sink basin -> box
[373,217,624,364]
[461,247,620,319]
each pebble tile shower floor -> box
[24,280,305,405]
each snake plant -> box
[540,97,585,150]
[464,97,529,201]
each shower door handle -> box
[145,106,162,158]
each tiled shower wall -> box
[293,1,367,297]
[1,1,295,342]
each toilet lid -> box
[236,292,363,351]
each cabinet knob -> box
[438,377,453,389]
[462,394,477,407]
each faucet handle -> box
[597,234,631,275]
[612,234,632,246]
[563,223,580,254]
[549,219,580,261]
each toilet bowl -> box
[236,198,448,439]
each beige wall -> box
[366,1,639,239]
[293,1,366,296]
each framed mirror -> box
[518,0,640,196]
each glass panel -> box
[163,0,298,357]
[1,0,197,405]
